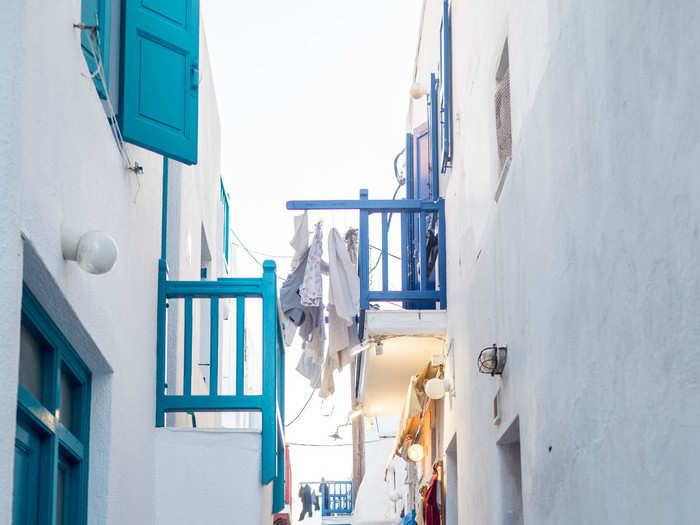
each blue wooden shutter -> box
[120,0,200,165]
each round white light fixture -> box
[62,228,118,275]
[407,443,424,462]
[425,377,452,400]
[410,82,428,99]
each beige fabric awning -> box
[384,363,440,475]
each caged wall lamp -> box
[477,344,508,376]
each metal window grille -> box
[495,41,512,172]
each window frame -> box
[16,285,92,525]
[439,0,453,174]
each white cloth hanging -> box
[326,228,361,369]
[299,222,323,306]
[289,211,309,273]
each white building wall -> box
[0,1,269,523]
[412,0,700,523]
[0,1,25,518]
[154,429,267,524]
[352,437,404,525]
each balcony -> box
[286,189,447,415]
[155,259,286,513]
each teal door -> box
[13,418,41,525]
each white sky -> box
[201,1,421,519]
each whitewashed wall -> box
[412,0,700,523]
[154,429,267,524]
[0,1,267,523]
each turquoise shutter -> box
[120,0,200,165]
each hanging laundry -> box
[424,474,441,525]
[327,227,361,370]
[289,211,309,273]
[299,222,323,306]
[280,248,310,327]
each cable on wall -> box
[74,16,142,175]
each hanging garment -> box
[401,509,417,525]
[416,498,425,525]
[299,223,323,306]
[320,356,335,398]
[326,228,361,369]
[299,484,314,521]
[278,300,297,347]
[424,474,441,525]
[296,348,322,389]
[290,211,309,273]
[280,248,310,327]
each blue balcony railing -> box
[320,480,353,516]
[155,259,286,513]
[286,189,446,317]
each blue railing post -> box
[235,296,246,395]
[183,296,193,396]
[155,258,168,427]
[438,199,447,309]
[261,260,277,485]
[359,189,369,311]
[273,324,286,512]
[209,296,219,395]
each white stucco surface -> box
[352,438,405,525]
[154,429,266,524]
[0,1,25,519]
[410,0,700,523]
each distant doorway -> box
[445,435,459,524]
[497,417,524,525]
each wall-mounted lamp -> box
[477,344,508,376]
[410,82,428,99]
[62,227,118,275]
[375,341,384,356]
[425,377,452,400]
[407,443,425,462]
[329,422,351,441]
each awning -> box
[384,362,441,474]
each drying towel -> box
[326,228,361,371]
[290,211,309,273]
[300,223,323,306]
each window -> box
[13,286,91,525]
[220,179,230,265]
[439,0,453,173]
[79,0,201,165]
[495,39,512,175]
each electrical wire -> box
[285,388,317,427]
[230,228,285,281]
[231,241,293,259]
[287,437,392,447]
